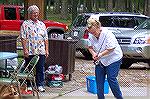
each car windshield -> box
[135,18,150,30]
[99,16,147,28]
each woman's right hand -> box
[92,53,98,61]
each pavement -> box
[21,96,150,99]
[1,74,150,99]
[21,83,149,99]
[22,62,149,99]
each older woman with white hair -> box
[87,17,123,99]
[20,5,49,92]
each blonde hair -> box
[87,17,101,28]
[27,5,39,14]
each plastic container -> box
[86,76,109,94]
[47,80,63,87]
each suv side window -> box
[4,7,16,20]
[99,16,147,28]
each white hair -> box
[27,5,39,14]
[87,17,101,27]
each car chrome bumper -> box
[121,44,150,59]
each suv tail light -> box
[83,29,89,39]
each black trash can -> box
[0,34,18,77]
[0,34,18,52]
[46,39,78,81]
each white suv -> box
[68,12,149,68]
[119,18,150,68]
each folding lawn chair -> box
[0,59,25,98]
[17,55,40,99]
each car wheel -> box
[121,58,134,69]
[147,59,150,67]
[80,49,92,60]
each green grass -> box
[47,13,72,26]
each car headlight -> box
[133,37,146,44]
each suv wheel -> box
[147,59,150,67]
[80,49,92,60]
[121,58,134,69]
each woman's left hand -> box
[45,51,49,58]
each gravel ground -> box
[42,55,150,97]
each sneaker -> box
[38,86,45,92]
[27,87,32,91]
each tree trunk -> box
[137,0,140,12]
[114,0,119,11]
[24,0,28,20]
[54,0,61,14]
[95,0,99,12]
[83,0,87,12]
[128,0,132,12]
[143,0,148,15]
[125,0,128,11]
[44,0,48,20]
[107,0,113,11]
[72,0,78,22]
[61,0,69,19]
[86,0,92,12]
[147,0,150,16]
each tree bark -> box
[61,0,69,19]
[147,0,150,16]
[72,0,78,22]
[128,0,132,12]
[86,0,92,12]
[54,0,61,14]
[143,0,148,15]
[107,0,113,11]
[95,0,99,12]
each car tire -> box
[147,59,150,67]
[121,58,134,69]
[80,49,92,60]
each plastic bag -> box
[46,65,63,74]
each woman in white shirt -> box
[87,17,123,99]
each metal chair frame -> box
[17,55,40,99]
[0,59,25,98]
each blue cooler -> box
[86,76,109,94]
